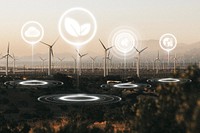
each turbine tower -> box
[99,39,113,77]
[1,43,12,76]
[173,53,178,74]
[154,51,161,74]
[134,46,148,78]
[107,51,113,74]
[39,56,47,72]
[40,37,59,76]
[72,56,77,74]
[12,54,19,74]
[76,50,88,76]
[90,56,97,73]
[57,57,65,72]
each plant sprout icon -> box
[65,17,91,37]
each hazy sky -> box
[0,0,200,57]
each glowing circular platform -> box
[147,78,191,84]
[19,80,48,86]
[38,94,121,105]
[4,80,64,87]
[113,83,151,89]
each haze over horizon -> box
[0,0,200,57]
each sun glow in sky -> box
[0,0,200,57]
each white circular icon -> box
[109,28,138,59]
[58,7,97,47]
[159,33,177,52]
[21,21,44,45]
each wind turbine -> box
[107,51,113,74]
[99,39,113,77]
[39,56,47,72]
[72,56,77,74]
[145,58,149,70]
[90,56,97,73]
[134,46,148,78]
[57,57,65,72]
[76,50,88,76]
[40,37,59,76]
[1,43,12,76]
[12,54,19,74]
[173,53,178,73]
[154,51,161,74]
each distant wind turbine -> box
[99,39,113,77]
[1,43,13,76]
[134,46,148,78]
[90,56,97,73]
[145,58,149,70]
[40,37,59,76]
[76,50,88,76]
[57,57,65,72]
[39,56,47,72]
[154,51,161,74]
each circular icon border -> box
[109,27,139,59]
[159,33,177,52]
[58,7,97,47]
[21,21,44,45]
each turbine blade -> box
[99,39,106,50]
[82,53,88,57]
[140,47,148,53]
[40,41,51,47]
[106,46,113,51]
[134,47,139,52]
[52,36,59,46]
[75,49,81,57]
[39,56,43,60]
[1,55,7,59]
[7,42,10,54]
[51,48,54,57]
[56,57,59,61]
[8,54,13,59]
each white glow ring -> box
[113,83,138,88]
[59,94,100,102]
[158,78,180,83]
[19,80,48,86]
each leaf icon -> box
[80,23,91,36]
[64,18,80,37]
[64,17,91,37]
